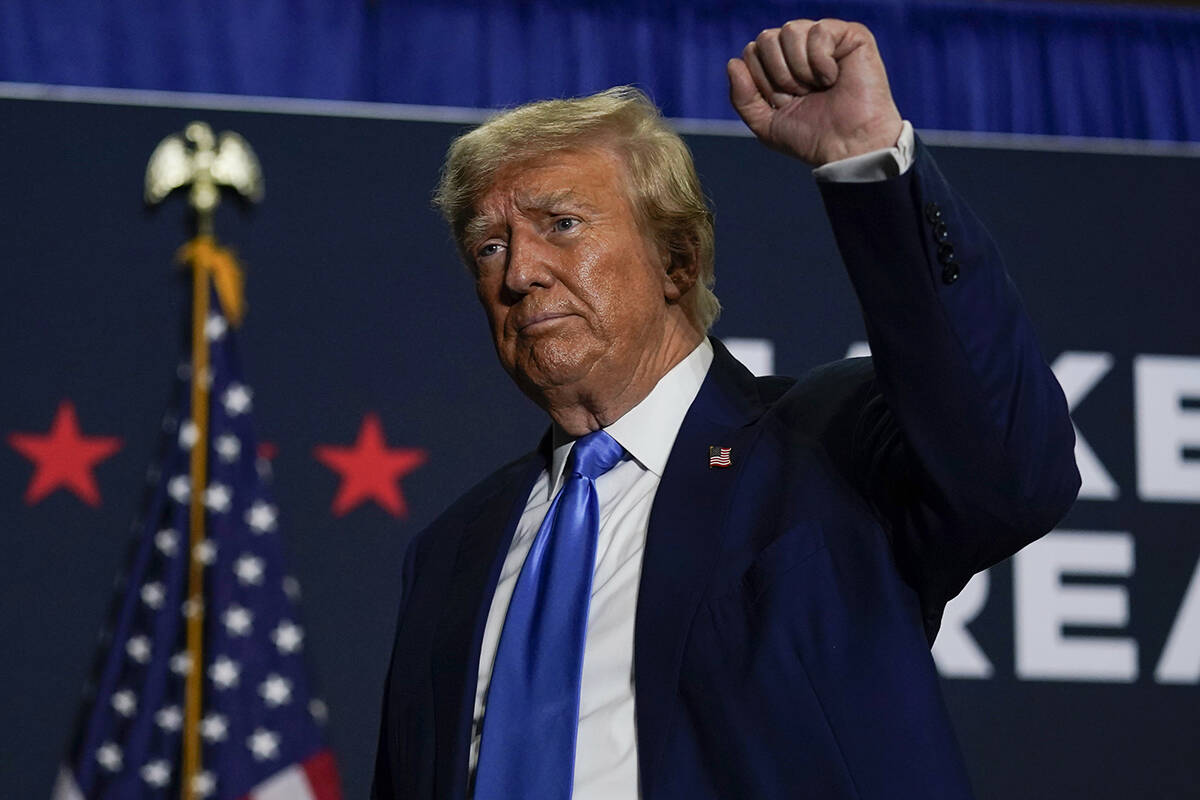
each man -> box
[374,18,1080,800]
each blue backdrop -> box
[3,0,1200,141]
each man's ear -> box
[661,237,700,303]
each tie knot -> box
[567,429,626,480]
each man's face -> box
[466,147,678,406]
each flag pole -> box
[181,232,210,800]
[144,121,262,800]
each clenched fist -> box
[728,19,903,167]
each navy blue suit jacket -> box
[373,143,1081,800]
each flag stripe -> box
[301,750,342,800]
[51,767,85,800]
[247,763,312,800]
[245,750,340,800]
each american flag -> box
[708,446,732,468]
[52,292,341,800]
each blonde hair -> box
[433,86,720,330]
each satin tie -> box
[474,429,627,800]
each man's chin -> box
[510,346,601,399]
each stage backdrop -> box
[1,89,1197,800]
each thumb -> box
[727,58,773,139]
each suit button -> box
[937,243,956,265]
[942,265,960,284]
[924,202,942,223]
[933,222,950,243]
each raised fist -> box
[728,19,903,167]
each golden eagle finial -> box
[145,121,264,235]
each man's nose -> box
[503,230,556,296]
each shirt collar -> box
[546,338,714,498]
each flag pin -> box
[708,445,732,468]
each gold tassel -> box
[177,235,247,326]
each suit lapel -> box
[430,453,544,800]
[634,339,766,797]
[426,341,764,800]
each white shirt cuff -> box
[812,120,915,183]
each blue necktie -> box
[474,429,627,800]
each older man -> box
[374,18,1079,800]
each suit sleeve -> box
[817,138,1081,635]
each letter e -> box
[1015,531,1137,682]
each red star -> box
[8,400,123,507]
[313,413,427,518]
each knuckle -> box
[755,28,778,47]
[783,19,812,39]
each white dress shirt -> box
[468,126,916,798]
[469,339,714,799]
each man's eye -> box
[476,242,503,259]
[552,217,579,232]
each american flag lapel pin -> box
[708,445,732,468]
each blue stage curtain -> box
[2,0,1198,141]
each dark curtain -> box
[2,0,1198,140]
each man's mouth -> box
[517,312,572,332]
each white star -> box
[140,582,165,609]
[154,704,182,732]
[204,483,232,513]
[222,383,253,416]
[155,528,179,556]
[234,554,265,586]
[111,689,137,717]
[96,742,122,772]
[309,698,329,724]
[215,434,241,463]
[170,651,192,676]
[259,673,293,707]
[209,655,240,689]
[125,635,151,664]
[245,500,278,534]
[205,313,227,342]
[282,575,301,601]
[191,770,217,798]
[178,419,198,450]
[271,620,304,654]
[194,539,217,565]
[200,712,228,743]
[222,604,253,637]
[247,727,280,761]
[168,475,190,503]
[140,759,171,788]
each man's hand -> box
[728,19,903,167]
